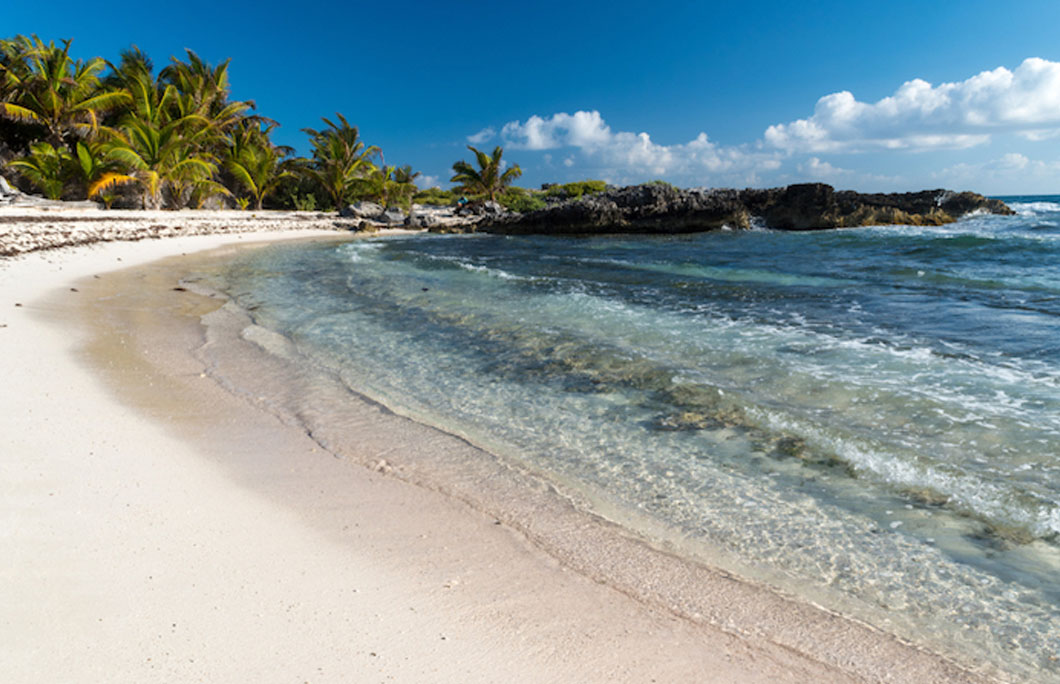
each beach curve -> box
[0,213,1003,683]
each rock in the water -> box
[482,182,1013,235]
[741,184,1014,230]
[339,201,384,219]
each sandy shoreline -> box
[0,212,1002,682]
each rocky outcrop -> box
[483,183,1014,235]
[739,184,1014,230]
[338,201,481,231]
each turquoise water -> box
[207,198,1060,680]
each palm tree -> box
[299,113,379,210]
[224,122,294,210]
[160,50,254,135]
[450,145,521,203]
[102,50,232,209]
[355,160,394,206]
[69,140,136,200]
[353,159,420,209]
[0,35,129,147]
[107,114,218,208]
[6,141,68,198]
[391,165,420,209]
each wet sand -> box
[0,219,1001,683]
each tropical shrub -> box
[497,186,546,213]
[544,179,607,200]
[6,141,69,198]
[412,187,456,206]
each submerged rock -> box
[482,182,1013,235]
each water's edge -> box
[161,239,1005,683]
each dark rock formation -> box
[482,183,1013,235]
[740,184,1014,230]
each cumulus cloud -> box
[467,127,495,144]
[798,157,850,179]
[765,58,1060,153]
[416,174,440,189]
[499,110,779,181]
[931,152,1060,193]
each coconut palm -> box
[104,46,165,124]
[107,114,218,208]
[300,113,379,210]
[450,145,521,203]
[161,50,254,135]
[0,35,129,146]
[355,162,394,206]
[6,141,69,198]
[69,140,136,200]
[391,165,420,209]
[224,122,294,210]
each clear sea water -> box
[204,197,1060,680]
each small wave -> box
[748,408,1060,539]
[456,261,534,281]
[425,254,540,282]
[340,241,385,263]
[1010,201,1060,216]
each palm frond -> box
[87,171,136,198]
[0,101,41,123]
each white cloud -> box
[416,174,440,189]
[931,152,1060,193]
[499,110,780,182]
[765,58,1060,153]
[467,127,495,144]
[797,157,849,179]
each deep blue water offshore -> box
[205,196,1060,679]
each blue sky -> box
[8,0,1060,193]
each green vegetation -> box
[544,179,606,200]
[412,187,456,206]
[450,145,522,203]
[0,34,422,210]
[0,34,618,217]
[300,113,379,210]
[497,186,546,213]
[224,122,295,210]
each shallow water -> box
[200,198,1060,680]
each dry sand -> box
[0,211,1001,683]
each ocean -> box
[195,196,1060,680]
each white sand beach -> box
[0,210,999,683]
